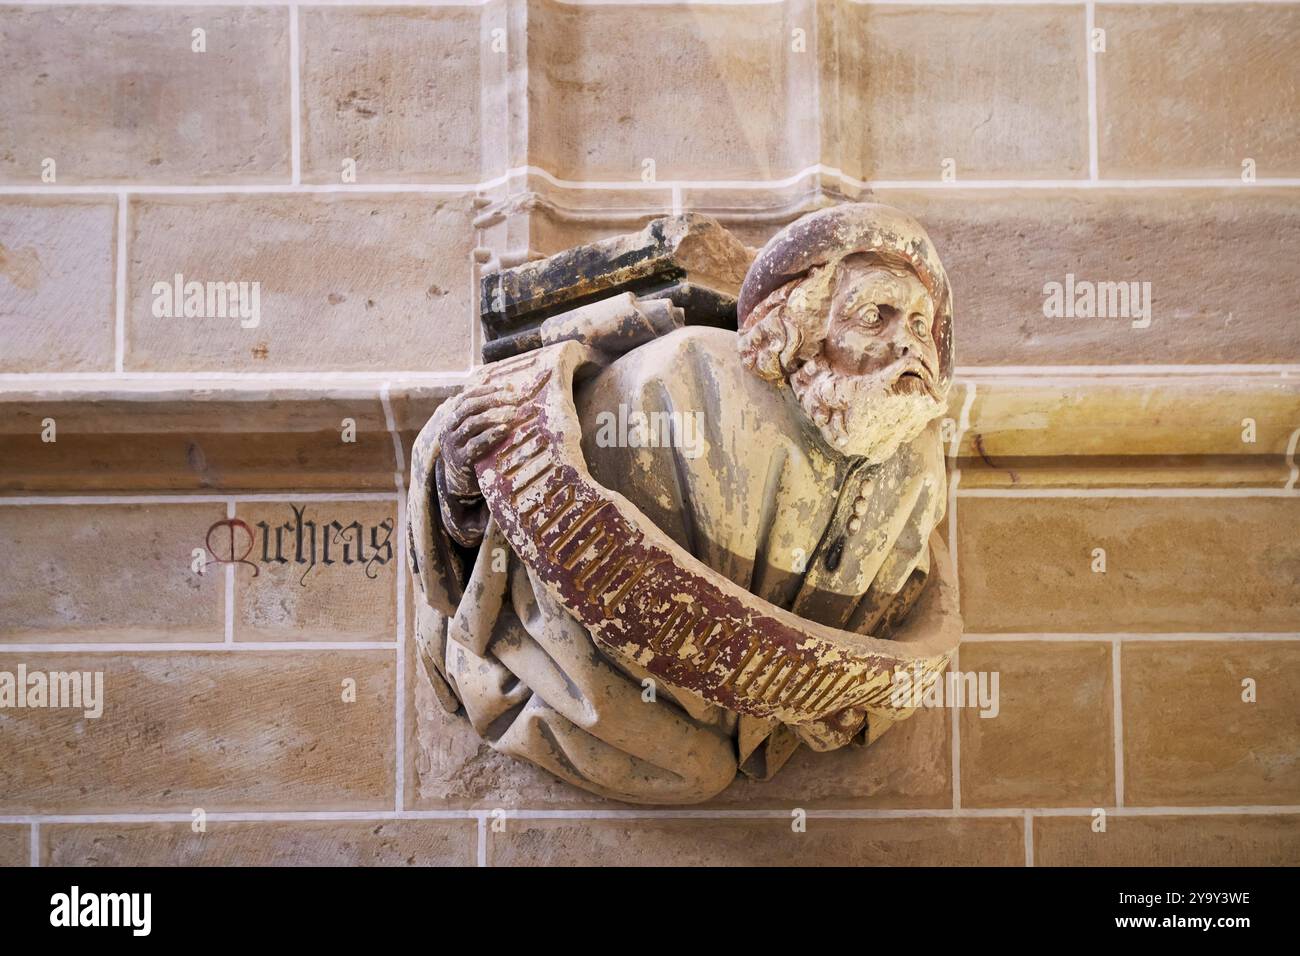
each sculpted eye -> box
[858,303,882,326]
[909,313,929,338]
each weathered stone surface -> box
[0,6,291,184]
[960,458,1291,492]
[300,6,483,184]
[0,826,28,867]
[957,376,1300,488]
[0,503,225,643]
[958,642,1114,808]
[480,212,752,341]
[474,186,668,280]
[411,207,960,803]
[42,820,475,867]
[960,378,1300,461]
[831,4,1089,180]
[705,704,952,809]
[391,385,459,437]
[0,198,117,372]
[0,651,394,813]
[1035,813,1300,866]
[863,188,1300,366]
[233,499,398,642]
[126,193,476,372]
[503,186,1300,367]
[482,290,693,363]
[680,175,831,226]
[1098,5,1300,178]
[405,623,615,809]
[958,497,1300,633]
[407,638,952,810]
[1122,641,1300,806]
[1,0,1298,867]
[523,210,669,265]
[488,817,1024,866]
[527,0,813,182]
[0,392,403,492]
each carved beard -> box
[789,357,943,462]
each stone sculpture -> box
[408,203,962,804]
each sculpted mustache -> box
[799,367,937,439]
[890,355,936,387]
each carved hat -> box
[737,202,954,390]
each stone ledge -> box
[0,372,1294,492]
[953,372,1300,488]
[0,378,459,493]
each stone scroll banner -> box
[475,342,954,728]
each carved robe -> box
[409,325,959,804]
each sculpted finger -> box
[495,381,527,405]
[411,413,443,481]
[464,424,510,463]
[454,406,518,443]
[448,391,504,429]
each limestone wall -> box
[0,0,1297,866]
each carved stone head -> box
[737,203,954,462]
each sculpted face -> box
[786,254,947,461]
[823,256,940,395]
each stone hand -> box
[438,381,524,500]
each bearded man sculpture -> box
[408,203,962,804]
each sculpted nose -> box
[892,315,925,357]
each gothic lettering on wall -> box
[203,504,395,586]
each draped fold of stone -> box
[408,212,962,804]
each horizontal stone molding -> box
[0,373,1295,490]
[0,381,456,492]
